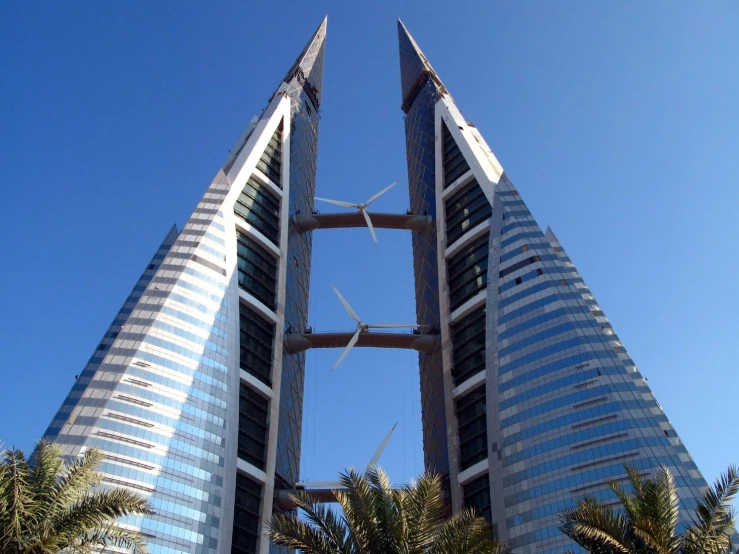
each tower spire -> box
[397,18,446,111]
[278,16,327,107]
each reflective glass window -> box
[451,307,486,386]
[442,122,470,187]
[463,473,491,525]
[238,384,269,470]
[234,176,280,244]
[236,231,277,309]
[445,178,492,246]
[456,384,487,470]
[239,303,275,386]
[499,255,541,279]
[232,472,262,554]
[256,121,283,186]
[447,234,489,310]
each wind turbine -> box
[331,285,419,371]
[296,422,398,489]
[316,179,402,246]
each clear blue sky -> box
[1,1,737,493]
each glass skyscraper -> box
[39,16,711,554]
[43,18,325,554]
[397,19,709,554]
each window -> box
[255,121,283,186]
[447,234,489,311]
[451,307,486,386]
[444,178,491,246]
[236,231,277,309]
[456,385,488,470]
[232,472,262,554]
[239,303,275,386]
[521,245,528,252]
[499,255,541,279]
[238,383,269,469]
[442,122,470,187]
[234,176,280,245]
[463,474,491,525]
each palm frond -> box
[0,447,34,553]
[275,490,349,552]
[270,510,348,554]
[610,480,640,523]
[630,465,680,554]
[66,523,150,554]
[559,496,632,554]
[28,441,63,502]
[0,443,151,554]
[58,488,153,526]
[402,472,446,552]
[336,467,382,551]
[271,466,506,554]
[431,508,510,554]
[683,465,739,554]
[45,448,104,525]
[366,466,401,553]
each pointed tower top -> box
[278,16,327,108]
[397,18,446,112]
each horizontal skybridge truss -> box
[283,330,439,354]
[292,212,433,233]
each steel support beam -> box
[292,212,433,233]
[283,331,439,354]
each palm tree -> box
[0,441,154,554]
[269,466,510,554]
[559,464,739,554]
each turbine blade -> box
[315,197,357,208]
[332,285,361,323]
[362,209,378,246]
[365,179,401,206]
[331,328,362,371]
[367,422,398,469]
[369,323,419,327]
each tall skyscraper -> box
[39,16,711,554]
[397,19,709,554]
[43,18,326,554]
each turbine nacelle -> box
[316,179,402,246]
[331,285,419,370]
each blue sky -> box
[1,0,737,494]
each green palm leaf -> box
[559,463,739,554]
[0,441,152,554]
[431,508,510,554]
[268,467,508,554]
[683,465,739,554]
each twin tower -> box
[43,18,709,554]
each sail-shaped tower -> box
[397,19,709,553]
[42,18,326,554]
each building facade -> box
[40,16,711,554]
[43,19,326,554]
[397,20,709,553]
